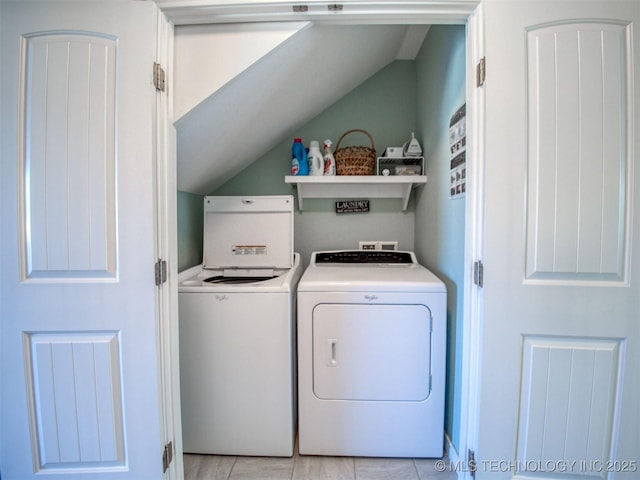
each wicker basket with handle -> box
[334,129,377,176]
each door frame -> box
[155,2,484,478]
[460,4,484,478]
[155,9,183,480]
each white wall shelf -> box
[285,175,427,211]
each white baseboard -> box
[445,432,472,480]
[444,431,459,463]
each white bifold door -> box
[0,1,168,479]
[479,1,640,478]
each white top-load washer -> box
[297,250,446,458]
[178,195,302,456]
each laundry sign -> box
[335,200,370,214]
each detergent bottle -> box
[307,140,324,176]
[323,139,336,176]
[291,138,308,175]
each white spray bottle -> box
[323,139,336,176]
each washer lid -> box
[203,196,294,269]
[203,274,276,284]
[178,253,301,293]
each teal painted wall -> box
[215,59,418,197]
[213,60,419,266]
[413,25,466,452]
[177,190,204,271]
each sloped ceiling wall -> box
[173,22,309,120]
[176,23,417,194]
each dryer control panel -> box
[315,250,414,264]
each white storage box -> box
[383,147,404,158]
[377,157,424,176]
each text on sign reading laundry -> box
[335,200,370,214]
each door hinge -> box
[476,57,486,87]
[153,62,166,92]
[162,441,173,473]
[468,449,477,479]
[473,261,484,288]
[155,259,167,286]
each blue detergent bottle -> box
[291,138,308,175]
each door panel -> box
[312,303,432,401]
[0,2,163,479]
[516,337,622,469]
[481,1,640,478]
[21,32,117,280]
[25,332,125,469]
[525,20,631,284]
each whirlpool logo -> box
[364,295,379,302]
[215,295,228,301]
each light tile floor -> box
[183,452,459,480]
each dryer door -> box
[312,303,431,401]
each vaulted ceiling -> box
[175,23,427,194]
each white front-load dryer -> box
[297,250,446,458]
